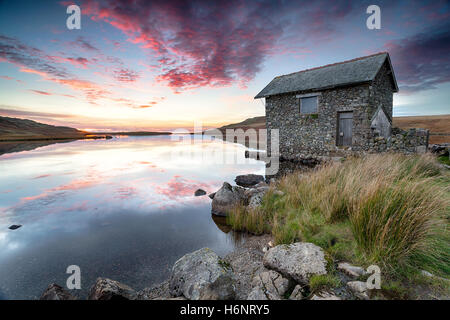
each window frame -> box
[297,93,320,115]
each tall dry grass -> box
[227,153,449,274]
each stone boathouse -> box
[255,52,429,161]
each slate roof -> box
[255,52,398,99]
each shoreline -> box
[0,135,112,142]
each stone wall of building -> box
[369,61,395,122]
[370,127,429,154]
[265,84,372,160]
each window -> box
[300,96,318,114]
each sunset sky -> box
[0,0,449,132]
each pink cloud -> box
[47,55,90,68]
[29,89,53,96]
[81,0,354,92]
[155,175,214,200]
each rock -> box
[248,192,266,208]
[253,181,269,188]
[273,190,284,196]
[421,270,433,278]
[40,283,76,300]
[223,234,271,299]
[311,291,341,300]
[169,248,235,300]
[247,287,269,300]
[430,144,449,155]
[208,192,216,199]
[244,186,269,197]
[88,278,137,300]
[194,189,206,196]
[263,242,327,285]
[8,224,21,230]
[289,285,305,300]
[244,186,269,209]
[211,182,244,216]
[247,270,290,300]
[235,174,264,187]
[337,262,367,278]
[346,281,369,300]
[137,281,171,300]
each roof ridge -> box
[275,52,388,79]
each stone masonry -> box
[262,59,429,160]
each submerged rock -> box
[235,174,264,187]
[194,189,207,196]
[263,242,327,285]
[40,283,76,300]
[169,248,235,300]
[88,278,137,300]
[8,224,22,230]
[247,270,290,300]
[211,182,244,216]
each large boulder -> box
[263,242,327,285]
[169,248,235,300]
[88,278,137,300]
[247,270,290,300]
[211,182,244,216]
[40,283,76,300]
[235,174,264,187]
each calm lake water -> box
[0,135,265,299]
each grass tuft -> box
[309,274,341,293]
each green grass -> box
[227,153,450,297]
[438,155,450,166]
[309,274,342,293]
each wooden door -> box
[337,112,353,146]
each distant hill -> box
[0,116,173,141]
[220,115,450,144]
[91,131,172,136]
[218,116,265,131]
[0,116,87,141]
